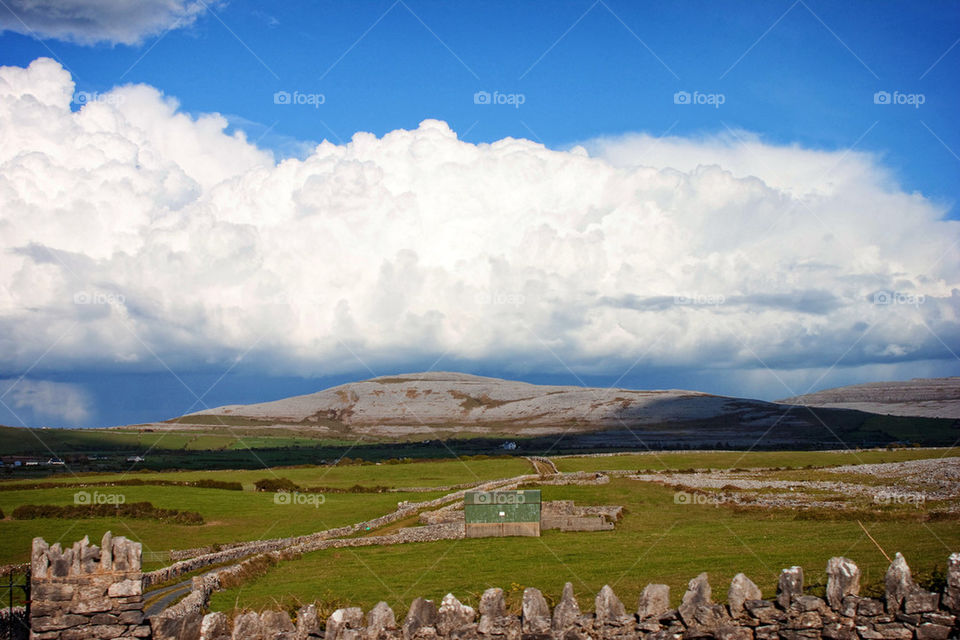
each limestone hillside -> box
[170,372,948,447]
[779,377,960,419]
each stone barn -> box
[464,489,541,537]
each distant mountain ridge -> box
[779,377,960,419]
[186,372,783,429]
[172,372,958,448]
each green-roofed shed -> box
[463,489,541,537]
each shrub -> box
[254,478,301,492]
[11,501,203,525]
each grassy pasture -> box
[0,457,534,567]
[553,447,959,473]
[0,424,338,454]
[0,456,533,491]
[210,475,960,615]
[0,484,449,568]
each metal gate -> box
[1,565,29,640]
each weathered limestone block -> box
[366,602,398,640]
[477,588,519,640]
[791,596,828,615]
[903,590,940,614]
[551,583,581,635]
[785,609,822,631]
[821,618,857,640]
[72,597,112,614]
[885,553,914,613]
[31,614,89,632]
[296,604,323,640]
[944,552,960,612]
[521,588,550,636]
[915,623,952,640]
[679,572,726,630]
[918,612,954,627]
[744,599,784,625]
[594,585,632,627]
[33,537,50,577]
[108,579,143,598]
[438,594,475,637]
[728,574,762,618]
[261,609,296,639]
[637,583,670,620]
[873,622,913,639]
[100,531,113,571]
[714,624,753,640]
[480,589,506,620]
[826,557,860,610]
[403,599,437,640]
[152,611,202,640]
[777,567,804,610]
[678,572,711,625]
[753,624,780,640]
[329,607,365,640]
[200,612,231,640]
[233,611,265,640]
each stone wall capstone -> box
[30,532,147,640]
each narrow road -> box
[527,456,559,475]
[144,568,220,617]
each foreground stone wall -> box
[30,533,146,640]
[31,535,960,640]
[151,551,960,640]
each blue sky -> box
[4,0,958,212]
[0,1,958,427]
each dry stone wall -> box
[541,500,622,532]
[29,532,147,640]
[142,474,538,588]
[152,551,960,640]
[30,533,960,640]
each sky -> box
[0,0,958,428]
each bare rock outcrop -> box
[826,556,860,610]
[727,573,762,618]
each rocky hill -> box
[779,377,960,419]
[171,372,956,448]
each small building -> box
[464,489,541,538]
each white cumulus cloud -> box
[0,57,957,388]
[0,0,215,45]
[0,379,92,424]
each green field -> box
[3,448,957,619]
[0,485,449,568]
[0,457,533,567]
[209,476,959,616]
[0,456,532,491]
[0,424,340,454]
[553,447,960,473]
